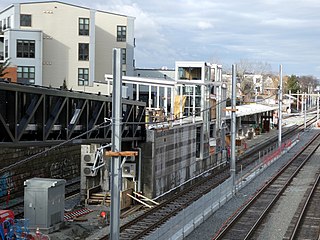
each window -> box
[0,20,2,32]
[17,66,35,84]
[20,14,32,27]
[78,43,89,61]
[3,19,6,30]
[5,40,8,58]
[117,26,126,42]
[79,18,89,36]
[78,68,89,86]
[121,48,126,64]
[17,40,35,58]
[7,16,10,28]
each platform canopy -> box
[225,104,278,118]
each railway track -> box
[214,132,320,240]
[97,117,317,239]
[1,114,316,239]
[119,170,229,240]
[284,171,320,240]
[237,116,316,169]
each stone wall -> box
[0,145,81,203]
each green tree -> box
[286,75,300,94]
[0,58,10,78]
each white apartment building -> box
[0,1,135,92]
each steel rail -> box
[99,116,317,240]
[288,172,320,240]
[214,132,320,240]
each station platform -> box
[237,113,312,155]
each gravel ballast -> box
[185,129,319,240]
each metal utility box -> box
[24,178,66,231]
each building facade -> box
[0,1,135,92]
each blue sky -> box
[1,0,320,78]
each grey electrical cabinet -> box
[24,178,66,231]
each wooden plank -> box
[90,196,110,200]
[105,151,138,157]
[224,108,238,112]
[91,193,110,197]
[133,191,159,205]
[127,194,152,208]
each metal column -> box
[231,65,237,191]
[317,93,319,121]
[278,65,283,147]
[110,48,122,240]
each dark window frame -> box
[7,16,11,29]
[78,68,89,86]
[4,40,8,58]
[121,48,126,64]
[79,18,89,36]
[20,14,32,27]
[78,43,89,61]
[17,66,35,84]
[117,25,126,42]
[16,39,35,58]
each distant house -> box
[0,1,135,92]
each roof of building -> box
[1,1,132,18]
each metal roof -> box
[225,104,278,118]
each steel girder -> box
[0,82,146,146]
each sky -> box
[1,0,320,78]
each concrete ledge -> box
[194,215,203,228]
[203,207,212,220]
[171,230,184,240]
[183,222,194,236]
[212,202,219,212]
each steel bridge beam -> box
[0,82,146,146]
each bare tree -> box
[235,59,272,103]
[298,75,317,93]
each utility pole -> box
[231,64,237,192]
[304,92,307,130]
[317,93,319,122]
[288,90,291,113]
[110,48,122,240]
[278,65,283,147]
